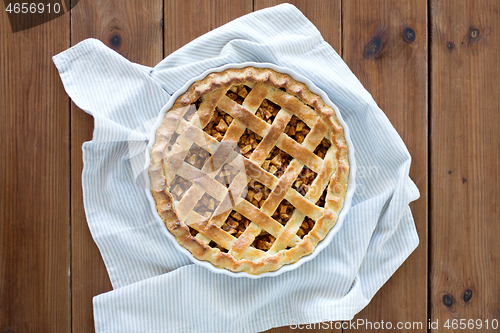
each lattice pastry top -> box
[149,67,349,275]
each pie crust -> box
[149,67,349,275]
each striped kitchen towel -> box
[53,4,420,333]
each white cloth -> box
[53,4,420,333]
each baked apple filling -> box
[169,175,192,201]
[169,83,333,252]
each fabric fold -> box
[54,3,420,333]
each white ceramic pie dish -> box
[144,62,356,278]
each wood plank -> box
[253,1,341,332]
[430,1,500,331]
[0,11,70,333]
[70,0,163,331]
[342,0,428,331]
[70,106,109,333]
[165,0,253,55]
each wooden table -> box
[1,0,499,332]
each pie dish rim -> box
[144,61,357,278]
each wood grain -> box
[4,0,500,331]
[0,10,70,333]
[164,0,253,55]
[342,0,428,331]
[253,1,341,332]
[70,0,163,331]
[430,0,500,331]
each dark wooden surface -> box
[430,0,500,331]
[1,0,498,332]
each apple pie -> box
[149,67,349,275]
